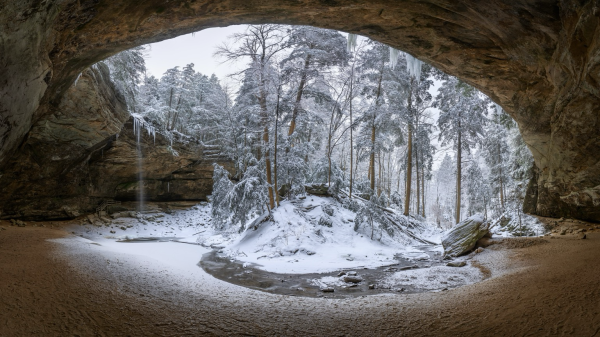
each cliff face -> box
[0,63,230,220]
[1,0,600,220]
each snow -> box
[62,198,523,296]
[202,196,443,274]
[378,264,483,291]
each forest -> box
[103,24,537,235]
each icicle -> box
[347,33,358,53]
[405,53,423,82]
[73,72,82,87]
[389,47,400,69]
[494,103,503,115]
[167,182,170,192]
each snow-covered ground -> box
[210,196,442,274]
[67,198,517,295]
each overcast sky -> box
[144,25,248,87]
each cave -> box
[2,2,600,336]
[2,0,600,221]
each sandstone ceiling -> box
[1,0,599,220]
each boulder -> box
[342,276,363,284]
[442,215,490,258]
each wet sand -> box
[1,219,599,336]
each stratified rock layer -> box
[1,1,600,220]
[0,64,230,220]
[442,215,490,258]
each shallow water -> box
[198,247,460,298]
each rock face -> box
[0,64,231,220]
[442,215,490,258]
[1,1,600,220]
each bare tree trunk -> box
[274,85,281,207]
[369,124,376,193]
[404,79,414,216]
[258,81,275,210]
[167,87,174,130]
[287,54,312,137]
[456,127,462,224]
[416,146,420,215]
[370,65,384,194]
[349,68,354,199]
[421,165,426,217]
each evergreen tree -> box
[436,77,487,224]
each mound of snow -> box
[206,196,441,274]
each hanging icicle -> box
[494,103,503,115]
[405,53,423,82]
[73,72,82,87]
[347,33,358,53]
[389,47,400,69]
[132,115,156,144]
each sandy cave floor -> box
[1,218,600,336]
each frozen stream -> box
[66,201,490,297]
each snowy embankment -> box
[66,199,512,294]
[197,195,443,274]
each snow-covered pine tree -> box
[435,77,487,224]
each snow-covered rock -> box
[442,214,490,258]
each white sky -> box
[144,25,248,87]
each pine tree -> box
[436,77,487,224]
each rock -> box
[442,214,490,257]
[347,271,357,276]
[86,214,97,224]
[305,184,331,197]
[475,247,485,254]
[322,204,334,216]
[446,261,467,267]
[560,228,567,235]
[320,287,334,293]
[16,220,25,227]
[337,271,346,277]
[342,276,363,284]
[400,265,418,271]
[578,233,587,240]
[368,284,375,290]
[476,237,494,248]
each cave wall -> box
[1,0,600,220]
[0,63,230,220]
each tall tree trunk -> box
[404,78,415,216]
[416,146,420,215]
[421,165,426,217]
[288,54,312,137]
[370,65,384,194]
[167,87,174,130]
[258,79,275,210]
[349,67,354,199]
[456,128,462,224]
[274,85,281,207]
[498,144,505,210]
